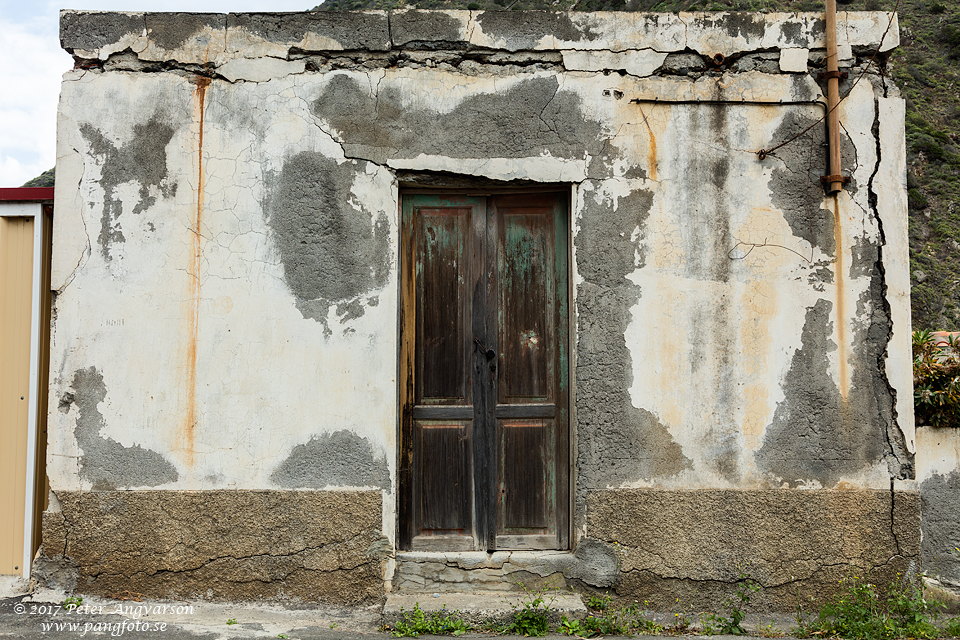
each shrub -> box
[913,329,960,427]
[797,573,941,640]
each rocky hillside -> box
[312,0,960,331]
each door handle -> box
[474,338,496,361]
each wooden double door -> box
[399,192,569,551]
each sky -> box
[0,0,317,188]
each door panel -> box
[416,208,471,405]
[417,422,471,531]
[499,212,552,402]
[401,192,568,552]
[500,420,547,529]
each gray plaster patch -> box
[270,430,391,491]
[661,53,707,74]
[754,299,891,486]
[265,152,390,328]
[31,550,78,592]
[565,538,619,588]
[227,12,390,51]
[574,186,691,516]
[60,12,144,53]
[715,12,769,41]
[575,187,653,285]
[144,13,225,50]
[312,74,605,166]
[79,115,177,261]
[391,11,465,47]
[66,367,179,489]
[849,257,911,478]
[765,109,856,256]
[475,11,600,50]
[922,471,960,585]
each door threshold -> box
[392,550,577,594]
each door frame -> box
[397,186,573,552]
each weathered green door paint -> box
[400,192,569,551]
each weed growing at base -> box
[506,591,552,637]
[943,616,960,637]
[391,603,469,637]
[559,594,665,638]
[702,569,762,635]
[796,573,942,640]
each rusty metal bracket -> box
[820,174,851,185]
[817,70,848,81]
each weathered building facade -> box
[43,9,921,609]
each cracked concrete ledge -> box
[36,490,386,604]
[60,9,898,69]
[588,488,921,611]
[392,540,618,594]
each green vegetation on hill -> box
[312,0,960,331]
[21,167,54,188]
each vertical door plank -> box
[477,196,498,549]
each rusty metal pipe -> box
[825,0,844,193]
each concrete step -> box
[383,591,587,627]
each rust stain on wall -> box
[638,105,658,181]
[179,76,210,465]
[831,194,849,401]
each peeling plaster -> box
[65,367,179,489]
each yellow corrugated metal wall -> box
[0,216,35,575]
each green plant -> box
[943,616,960,636]
[797,572,943,640]
[558,615,587,636]
[586,593,611,612]
[506,591,552,637]
[226,618,238,625]
[392,603,470,637]
[63,596,83,611]
[560,600,665,638]
[913,329,960,426]
[887,575,942,638]
[702,572,761,635]
[278,634,289,639]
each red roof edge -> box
[0,187,55,202]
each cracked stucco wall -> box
[46,9,915,605]
[40,490,385,602]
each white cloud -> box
[0,1,319,187]
[0,12,70,186]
